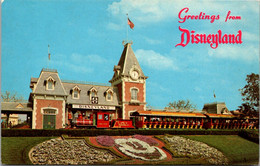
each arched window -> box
[91,91,96,97]
[73,90,79,99]
[131,88,138,100]
[72,86,81,99]
[46,76,55,90]
[107,92,112,100]
[105,89,113,101]
[47,81,54,90]
[89,87,98,103]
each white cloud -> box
[148,82,168,92]
[143,37,162,45]
[135,49,179,70]
[242,31,260,42]
[50,53,107,73]
[107,0,258,25]
[71,53,106,64]
[208,45,259,62]
[69,63,93,73]
[107,22,122,30]
[108,0,170,23]
[50,60,93,73]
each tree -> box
[165,99,197,111]
[239,73,259,112]
[238,103,258,118]
[1,91,25,102]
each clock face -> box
[131,70,139,80]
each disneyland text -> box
[176,7,242,49]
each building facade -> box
[202,102,231,115]
[1,114,19,126]
[27,42,147,129]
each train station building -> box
[1,42,148,129]
[2,42,252,130]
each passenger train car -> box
[131,110,258,129]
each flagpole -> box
[48,44,50,69]
[126,13,128,42]
[47,45,49,69]
[213,90,216,103]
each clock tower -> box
[110,42,148,119]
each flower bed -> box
[161,135,229,165]
[93,135,168,162]
[114,138,167,161]
[96,135,115,147]
[133,134,159,146]
[29,138,119,165]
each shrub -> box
[238,130,259,144]
[2,128,241,137]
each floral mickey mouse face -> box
[115,138,167,161]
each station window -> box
[91,91,96,97]
[46,77,55,90]
[43,109,56,115]
[131,88,138,100]
[47,81,54,90]
[73,90,79,98]
[89,87,98,100]
[106,89,113,101]
[107,93,112,100]
[72,86,81,99]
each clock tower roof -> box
[110,42,147,82]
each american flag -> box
[48,45,51,60]
[127,18,134,29]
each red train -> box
[70,112,134,129]
[69,110,259,130]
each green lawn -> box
[182,135,259,165]
[1,137,55,165]
[1,135,259,165]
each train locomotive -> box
[70,111,134,129]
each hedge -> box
[238,130,259,144]
[1,128,241,137]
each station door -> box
[43,115,56,129]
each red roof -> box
[132,110,206,118]
[205,113,235,118]
[132,110,236,119]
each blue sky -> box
[1,0,259,111]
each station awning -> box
[1,102,33,114]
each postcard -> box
[1,0,259,165]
